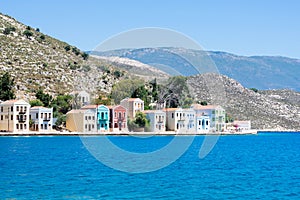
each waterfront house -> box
[233,120,251,131]
[70,90,90,108]
[192,104,226,132]
[120,98,144,119]
[108,105,127,132]
[0,99,30,132]
[144,110,166,132]
[196,115,210,133]
[66,109,97,132]
[164,108,185,132]
[30,106,53,131]
[81,104,110,131]
[183,108,196,133]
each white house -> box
[30,106,53,131]
[233,120,251,131]
[120,98,144,119]
[192,104,226,132]
[144,110,166,132]
[196,115,210,133]
[164,108,186,132]
[66,109,97,132]
[0,99,30,132]
[70,90,90,107]
[183,108,196,133]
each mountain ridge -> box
[92,47,300,91]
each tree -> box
[51,94,73,115]
[0,72,15,101]
[250,88,258,93]
[23,30,33,39]
[39,35,45,40]
[64,45,71,52]
[3,27,15,35]
[35,89,52,107]
[134,112,148,128]
[81,52,89,60]
[29,99,44,107]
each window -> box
[16,124,19,129]
[172,113,174,118]
[92,116,95,120]
[114,112,117,118]
[11,115,13,120]
[24,124,27,130]
[0,106,3,112]
[88,116,91,120]
[92,124,94,129]
[20,124,23,130]
[36,113,38,118]
[17,106,19,111]
[41,124,43,129]
[11,106,13,112]
[17,115,19,120]
[85,124,87,129]
[48,113,51,118]
[41,113,43,118]
[0,115,2,120]
[29,115,31,120]
[85,116,87,120]
[212,110,215,114]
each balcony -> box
[117,117,125,122]
[178,117,185,121]
[18,118,26,123]
[43,118,51,121]
[19,110,26,114]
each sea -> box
[0,132,299,199]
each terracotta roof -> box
[67,109,85,114]
[30,106,51,109]
[1,99,29,105]
[143,110,164,114]
[192,104,220,110]
[126,98,143,102]
[163,108,181,112]
[81,105,98,109]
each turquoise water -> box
[1,133,299,199]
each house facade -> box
[66,109,97,132]
[96,105,109,131]
[30,106,53,131]
[0,99,30,132]
[183,108,196,133]
[70,90,90,108]
[108,105,127,132]
[120,98,144,119]
[233,120,251,131]
[81,104,110,131]
[192,104,226,132]
[196,115,210,133]
[144,110,166,132]
[164,108,186,132]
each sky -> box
[1,0,300,58]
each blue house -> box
[97,105,109,131]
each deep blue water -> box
[1,133,299,199]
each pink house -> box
[108,105,127,132]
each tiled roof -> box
[81,105,97,109]
[1,99,29,105]
[192,104,220,110]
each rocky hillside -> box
[187,73,300,130]
[0,13,123,99]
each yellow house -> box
[66,109,96,133]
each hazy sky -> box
[1,0,300,58]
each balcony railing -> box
[19,110,26,114]
[43,118,51,121]
[18,118,26,123]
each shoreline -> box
[0,129,298,136]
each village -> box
[0,91,254,135]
